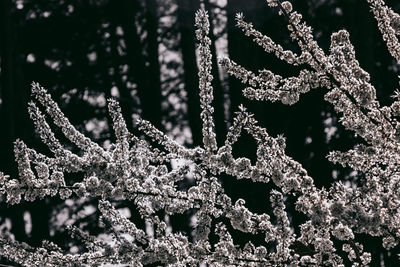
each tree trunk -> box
[204,0,227,147]
[108,0,162,131]
[0,0,29,243]
[144,0,163,130]
[177,0,202,147]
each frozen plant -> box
[0,0,400,266]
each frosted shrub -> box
[1,0,400,266]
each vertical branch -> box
[226,0,244,121]
[195,10,218,152]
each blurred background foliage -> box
[1,0,400,265]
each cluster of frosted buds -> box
[220,0,400,265]
[219,57,326,105]
[219,2,331,105]
[234,12,311,66]
[0,8,319,266]
[367,0,400,63]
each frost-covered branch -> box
[1,1,400,266]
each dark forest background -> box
[1,0,400,265]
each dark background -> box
[0,0,399,265]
